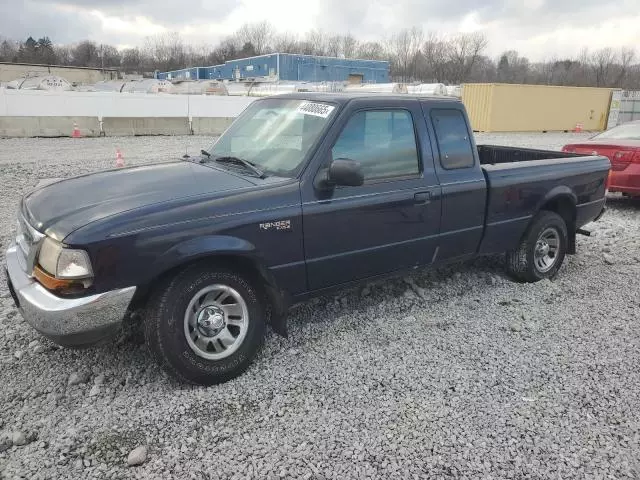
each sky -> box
[1,0,639,61]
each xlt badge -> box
[259,219,292,232]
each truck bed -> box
[477,153,610,255]
[477,145,582,165]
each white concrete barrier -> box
[187,95,256,119]
[0,88,257,118]
[0,88,258,137]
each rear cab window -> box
[430,109,475,169]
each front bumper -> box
[5,244,136,347]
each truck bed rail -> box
[477,145,582,165]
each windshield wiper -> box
[200,153,266,179]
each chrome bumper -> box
[5,244,136,347]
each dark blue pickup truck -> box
[5,93,609,384]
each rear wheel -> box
[506,211,568,283]
[144,264,266,385]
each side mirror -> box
[315,158,364,191]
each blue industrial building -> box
[156,53,389,84]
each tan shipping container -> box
[462,83,613,132]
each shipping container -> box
[462,83,614,132]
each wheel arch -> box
[129,235,289,337]
[535,188,577,254]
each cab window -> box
[431,109,475,169]
[332,109,420,180]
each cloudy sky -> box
[1,0,638,61]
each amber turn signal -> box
[33,265,91,295]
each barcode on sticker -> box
[296,102,335,118]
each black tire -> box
[506,211,568,283]
[144,264,266,385]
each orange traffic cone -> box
[72,122,81,138]
[574,122,583,133]
[115,149,124,168]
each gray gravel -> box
[1,132,639,479]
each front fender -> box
[148,234,263,281]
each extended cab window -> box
[332,110,419,180]
[431,109,474,169]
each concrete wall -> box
[0,88,256,137]
[0,63,118,84]
[102,117,191,136]
[463,83,614,132]
[191,117,235,135]
[0,116,101,137]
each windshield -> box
[591,122,640,140]
[205,98,337,177]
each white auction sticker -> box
[296,102,335,118]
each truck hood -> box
[23,161,256,241]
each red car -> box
[562,120,640,197]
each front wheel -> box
[506,211,568,283]
[144,265,266,385]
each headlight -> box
[38,237,93,279]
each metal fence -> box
[619,90,640,124]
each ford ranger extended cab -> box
[5,93,610,385]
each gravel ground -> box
[1,132,639,479]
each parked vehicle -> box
[562,120,640,197]
[5,93,610,385]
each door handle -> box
[414,192,431,204]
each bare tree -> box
[447,32,488,83]
[303,30,327,56]
[536,56,558,85]
[421,32,450,82]
[496,50,530,84]
[325,35,341,57]
[209,37,239,65]
[121,48,142,72]
[235,21,274,56]
[389,26,423,82]
[273,33,300,53]
[613,47,635,87]
[590,47,616,86]
[0,38,18,62]
[72,40,100,67]
[356,41,386,60]
[54,45,73,65]
[144,32,186,72]
[341,34,359,58]
[99,44,121,69]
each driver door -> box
[301,100,441,291]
